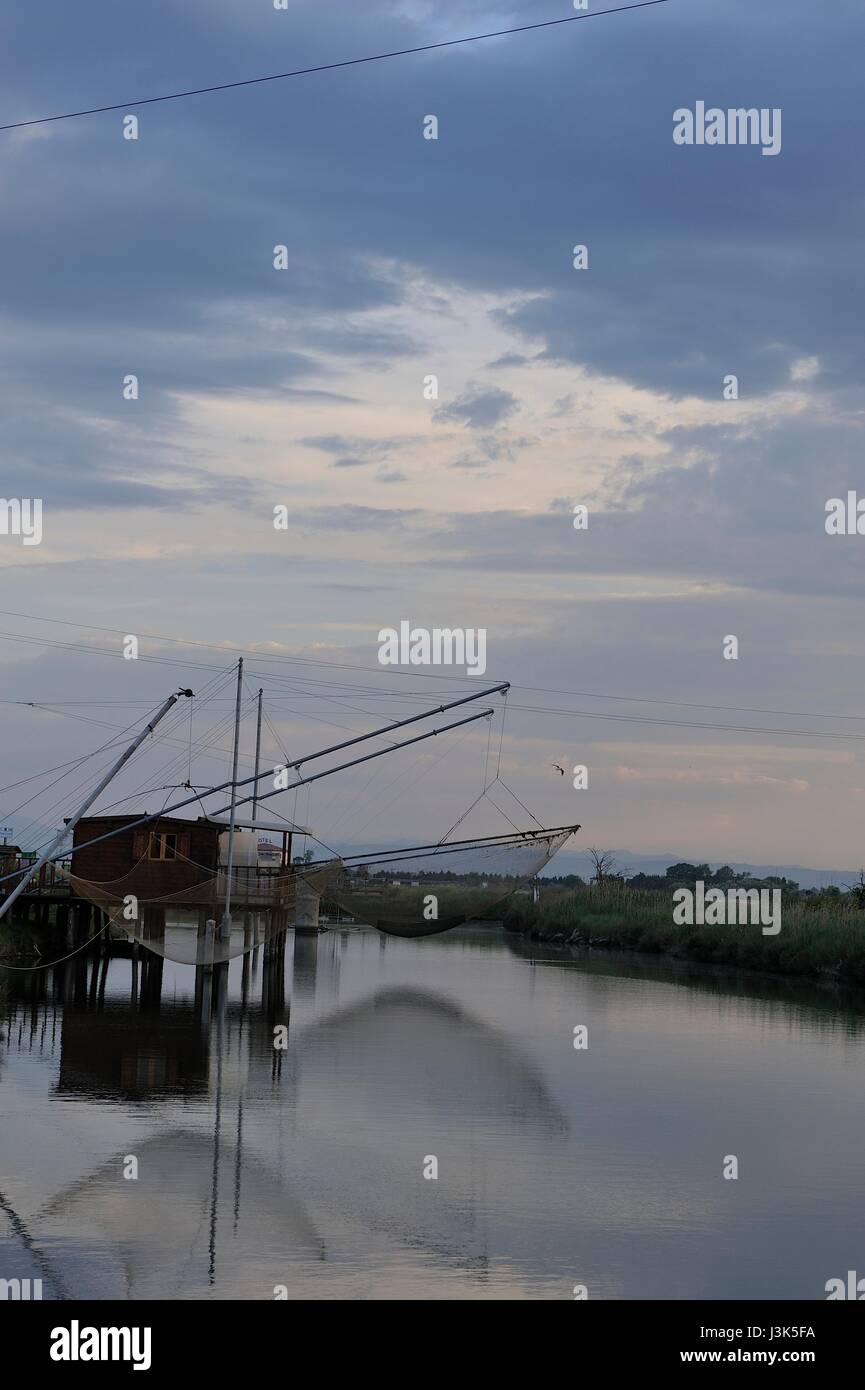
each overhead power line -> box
[0,2,671,134]
[505,704,865,741]
[1,610,864,730]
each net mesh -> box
[293,827,575,938]
[54,860,341,966]
[55,826,576,958]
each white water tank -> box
[218,829,259,867]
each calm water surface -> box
[2,926,864,1300]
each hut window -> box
[148,832,178,861]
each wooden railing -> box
[0,859,72,898]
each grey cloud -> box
[295,504,422,532]
[1,0,861,411]
[429,411,865,601]
[299,434,403,469]
[433,385,520,430]
[449,456,490,471]
[280,388,360,404]
[487,352,534,369]
[299,323,420,362]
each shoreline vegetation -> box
[503,872,865,987]
[5,857,865,990]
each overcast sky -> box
[1,0,863,870]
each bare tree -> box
[844,869,865,909]
[587,847,618,885]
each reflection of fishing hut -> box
[57,1006,210,1099]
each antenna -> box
[0,688,193,921]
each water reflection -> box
[503,932,865,1039]
[0,933,567,1298]
[37,1133,325,1300]
[2,927,865,1299]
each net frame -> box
[54,825,579,954]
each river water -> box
[2,926,864,1300]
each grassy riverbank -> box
[503,886,865,985]
[0,917,38,959]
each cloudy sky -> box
[1,0,863,870]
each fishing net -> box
[54,826,577,957]
[54,858,343,966]
[293,826,577,938]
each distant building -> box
[0,842,23,889]
[0,841,22,869]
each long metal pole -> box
[0,688,193,921]
[312,824,582,864]
[219,659,244,939]
[0,682,510,879]
[209,707,494,820]
[251,688,263,822]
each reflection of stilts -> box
[72,943,89,1007]
[135,906,166,1010]
[62,953,76,1007]
[195,963,212,1035]
[208,962,228,1285]
[212,960,228,1016]
[96,945,109,1010]
[241,922,252,1005]
[219,659,244,944]
[293,930,317,996]
[262,936,288,1081]
[262,931,286,1018]
[58,903,72,951]
[85,924,111,1011]
[140,950,163,1011]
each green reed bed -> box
[503,887,865,984]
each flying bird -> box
[551,763,566,776]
